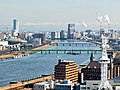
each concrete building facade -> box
[13,19,19,36]
[67,24,75,39]
[55,80,73,90]
[55,59,78,83]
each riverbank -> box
[0,41,101,89]
[0,52,32,60]
[0,44,53,60]
[32,44,52,50]
[0,74,54,90]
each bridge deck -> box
[17,49,118,54]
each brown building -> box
[79,52,114,83]
[81,53,101,81]
[112,53,120,78]
[54,59,79,83]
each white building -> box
[80,78,120,90]
[55,80,74,90]
[0,41,8,46]
[33,82,49,90]
[55,32,60,39]
[33,80,54,90]
[80,80,100,90]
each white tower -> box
[98,35,113,90]
[13,19,19,36]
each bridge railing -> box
[14,49,118,54]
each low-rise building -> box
[55,80,74,90]
[33,80,54,90]
[79,76,120,90]
[80,53,101,82]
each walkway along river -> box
[0,41,102,86]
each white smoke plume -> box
[104,15,110,24]
[82,21,87,28]
[97,16,103,23]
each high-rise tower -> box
[98,35,113,90]
[13,19,19,36]
[67,24,75,39]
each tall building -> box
[55,59,78,83]
[67,24,75,39]
[13,19,19,36]
[60,30,65,40]
[51,32,56,40]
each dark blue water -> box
[0,41,101,86]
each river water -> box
[0,41,102,86]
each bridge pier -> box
[49,51,50,54]
[81,44,83,46]
[79,51,81,54]
[76,44,77,46]
[94,51,96,54]
[45,51,47,54]
[40,51,43,54]
[87,51,89,54]
[64,51,66,54]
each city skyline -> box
[0,0,120,27]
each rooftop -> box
[34,82,48,85]
[8,38,27,43]
[58,59,74,64]
[87,61,100,68]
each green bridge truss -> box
[17,49,118,54]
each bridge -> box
[56,42,100,47]
[18,49,118,54]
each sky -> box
[0,0,120,29]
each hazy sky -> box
[0,0,120,26]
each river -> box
[0,41,101,86]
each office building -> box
[51,32,56,40]
[67,24,75,39]
[55,31,60,39]
[32,33,45,44]
[13,19,19,36]
[55,59,78,83]
[60,30,65,40]
[32,38,42,46]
